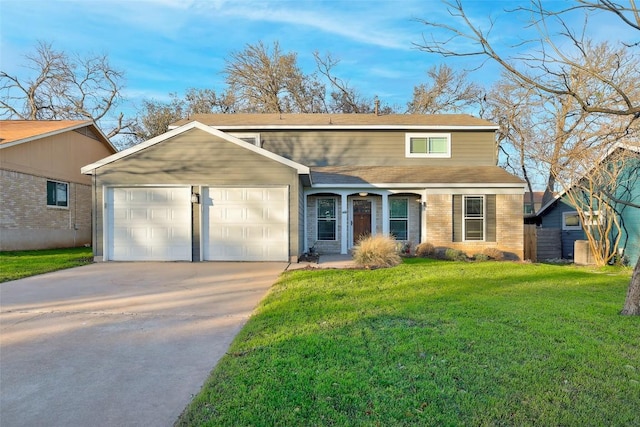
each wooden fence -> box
[524,225,562,262]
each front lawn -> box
[0,247,93,283]
[177,259,639,426]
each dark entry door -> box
[353,200,372,245]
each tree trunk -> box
[621,256,640,316]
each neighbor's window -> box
[405,133,451,158]
[317,198,336,240]
[463,195,484,240]
[389,198,408,240]
[47,180,68,208]
[562,211,582,231]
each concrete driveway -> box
[0,262,287,427]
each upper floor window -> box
[229,133,261,147]
[47,180,68,208]
[405,133,451,158]
[463,195,484,241]
[317,198,337,240]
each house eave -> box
[168,124,500,131]
[310,182,527,189]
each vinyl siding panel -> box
[260,130,496,166]
[539,199,585,259]
[92,128,301,259]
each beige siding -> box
[1,131,114,185]
[92,129,301,259]
[260,130,496,166]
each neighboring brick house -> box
[0,120,116,250]
[81,114,525,262]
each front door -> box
[352,199,372,245]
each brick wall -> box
[425,193,524,260]
[0,169,92,250]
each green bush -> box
[444,248,467,261]
[353,235,402,269]
[415,242,435,258]
[483,247,504,261]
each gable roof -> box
[171,113,498,130]
[536,142,640,216]
[0,120,116,152]
[81,121,310,175]
[311,166,525,188]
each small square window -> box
[562,212,582,231]
[47,180,68,207]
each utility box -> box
[574,240,595,265]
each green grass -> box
[0,247,93,282]
[177,259,640,426]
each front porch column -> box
[382,192,389,236]
[340,192,348,254]
[421,190,428,244]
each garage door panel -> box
[107,187,191,261]
[203,187,288,261]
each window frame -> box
[316,197,337,241]
[562,211,582,231]
[405,132,451,158]
[389,198,409,241]
[463,195,485,241]
[229,132,261,147]
[47,180,69,208]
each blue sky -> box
[0,0,623,124]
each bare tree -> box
[415,1,640,118]
[415,0,640,314]
[224,41,325,113]
[313,51,396,114]
[0,41,132,138]
[407,64,482,114]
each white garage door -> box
[203,187,288,261]
[107,187,191,261]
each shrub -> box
[473,253,490,262]
[415,242,435,258]
[353,235,402,269]
[444,248,468,261]
[483,248,504,261]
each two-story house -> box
[81,114,525,262]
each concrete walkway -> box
[286,254,356,270]
[0,262,286,427]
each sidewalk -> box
[287,254,355,270]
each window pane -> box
[318,220,336,240]
[47,181,56,205]
[428,137,448,154]
[410,137,427,154]
[390,220,408,240]
[564,213,580,227]
[465,219,484,240]
[465,197,483,217]
[317,198,335,219]
[56,183,68,206]
[390,199,408,218]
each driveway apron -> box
[0,262,286,427]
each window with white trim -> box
[389,198,408,240]
[47,180,68,208]
[317,198,337,240]
[562,211,582,231]
[405,133,451,158]
[463,195,484,240]
[229,132,261,147]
